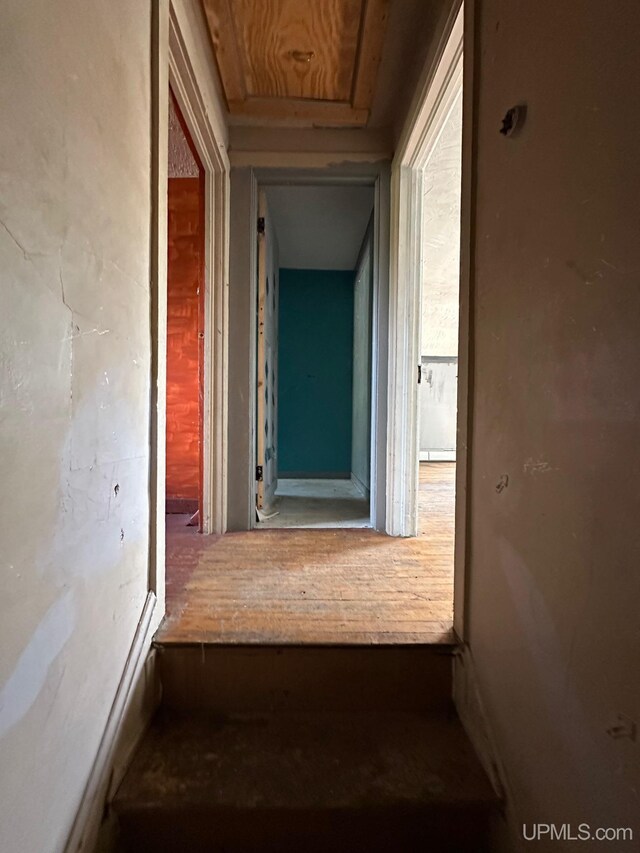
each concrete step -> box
[114,708,500,853]
[155,643,455,713]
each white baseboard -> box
[64,591,161,853]
[419,450,457,461]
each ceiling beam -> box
[201,0,246,104]
[228,97,369,128]
[352,0,390,110]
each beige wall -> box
[0,2,154,850]
[460,0,640,848]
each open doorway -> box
[148,5,230,616]
[419,86,461,465]
[417,81,462,539]
[254,185,375,529]
[387,2,463,545]
[165,90,205,535]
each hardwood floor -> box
[159,463,456,645]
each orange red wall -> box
[166,177,202,501]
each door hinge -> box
[418,364,422,384]
[257,217,265,235]
[255,465,263,482]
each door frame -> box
[255,188,280,512]
[387,1,470,635]
[229,164,390,531]
[148,0,230,603]
[350,214,375,499]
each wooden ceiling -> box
[202,0,390,127]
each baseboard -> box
[64,591,161,853]
[453,645,520,853]
[419,450,457,461]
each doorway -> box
[165,90,205,534]
[416,81,462,555]
[387,2,464,541]
[148,1,230,616]
[254,184,375,529]
[418,83,461,466]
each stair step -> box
[114,709,499,853]
[156,643,454,713]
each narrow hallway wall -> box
[459,1,640,847]
[0,0,231,845]
[0,0,168,853]
[0,2,153,850]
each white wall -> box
[420,86,462,456]
[0,3,153,849]
[421,88,462,358]
[419,359,457,456]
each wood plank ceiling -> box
[202,0,389,126]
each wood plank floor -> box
[160,463,456,645]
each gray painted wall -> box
[458,1,640,848]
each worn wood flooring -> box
[159,463,455,645]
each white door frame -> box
[236,165,390,531]
[148,0,230,603]
[386,2,464,539]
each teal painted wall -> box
[278,268,354,476]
